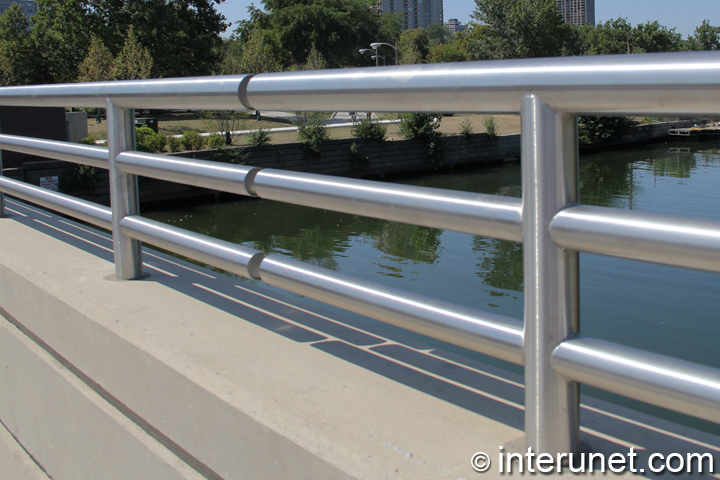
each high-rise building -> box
[556,0,595,26]
[444,19,466,35]
[0,1,37,21]
[382,0,443,31]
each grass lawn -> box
[85,111,522,145]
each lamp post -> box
[359,48,378,66]
[370,42,398,65]
[372,55,386,66]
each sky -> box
[216,0,720,38]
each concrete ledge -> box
[0,205,520,479]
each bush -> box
[399,113,446,168]
[351,116,387,143]
[348,142,369,170]
[206,134,226,150]
[297,115,329,159]
[59,164,96,194]
[166,136,182,152]
[460,119,474,140]
[579,116,637,145]
[80,136,98,145]
[181,130,204,151]
[398,113,441,142]
[135,126,167,153]
[483,115,498,139]
[247,128,271,147]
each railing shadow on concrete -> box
[1,51,720,476]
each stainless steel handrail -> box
[1,52,720,458]
[551,204,720,273]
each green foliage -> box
[348,142,369,170]
[460,119,474,140]
[351,116,387,143]
[59,164,96,194]
[239,29,279,74]
[428,41,469,63]
[296,114,329,159]
[77,36,114,82]
[576,18,684,55]
[80,136,98,145]
[235,0,397,69]
[31,0,227,84]
[166,136,182,153]
[304,43,329,70]
[206,134,226,150]
[578,116,637,145]
[469,0,573,60]
[425,23,450,48]
[247,128,272,147]
[181,130,205,151]
[135,126,167,153]
[687,20,720,51]
[111,27,153,80]
[483,115,499,139]
[398,29,430,64]
[399,113,446,168]
[0,4,38,86]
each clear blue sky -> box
[217,0,720,38]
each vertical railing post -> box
[0,148,4,217]
[106,100,142,280]
[521,94,580,455]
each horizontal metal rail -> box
[0,134,109,169]
[259,255,525,364]
[552,337,720,424]
[551,205,720,273]
[113,152,523,241]
[245,51,720,116]
[0,75,253,110]
[0,177,111,229]
[119,215,265,280]
[115,151,259,197]
[252,169,523,241]
[117,214,525,364]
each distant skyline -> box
[217,0,720,38]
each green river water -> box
[146,139,720,433]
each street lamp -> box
[359,48,379,66]
[370,42,398,65]
[372,55,386,66]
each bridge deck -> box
[1,198,718,479]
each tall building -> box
[0,0,37,21]
[382,0,443,31]
[444,19,466,35]
[556,0,595,26]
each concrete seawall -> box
[1,120,700,207]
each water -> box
[146,140,720,433]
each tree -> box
[77,36,114,82]
[236,0,393,69]
[398,28,430,64]
[631,21,684,53]
[111,27,153,80]
[239,29,279,74]
[0,4,37,85]
[469,0,573,60]
[425,23,449,48]
[576,18,633,55]
[427,41,469,63]
[31,0,92,84]
[687,20,720,51]
[304,43,329,70]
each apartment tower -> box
[382,0,443,30]
[0,0,37,20]
[556,0,595,26]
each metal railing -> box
[1,52,720,456]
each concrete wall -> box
[65,111,88,143]
[0,120,699,207]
